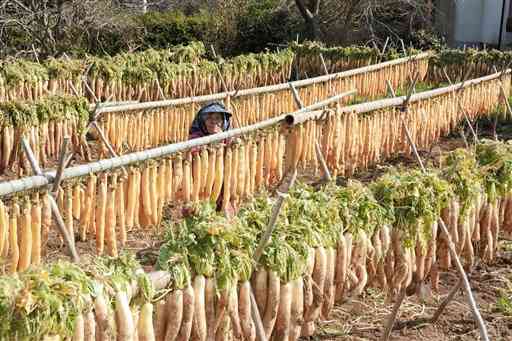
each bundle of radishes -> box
[0,95,90,176]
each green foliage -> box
[137,10,213,50]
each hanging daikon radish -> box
[221,148,232,212]
[252,268,268,315]
[205,277,216,341]
[150,165,159,226]
[84,310,96,341]
[154,300,167,341]
[18,200,32,272]
[138,302,155,341]
[31,195,42,266]
[238,281,256,341]
[183,155,192,203]
[140,166,153,226]
[117,177,127,246]
[289,278,304,341]
[125,170,137,230]
[41,195,51,257]
[263,270,280,339]
[228,285,243,340]
[192,275,207,341]
[205,148,216,200]
[81,175,96,241]
[65,186,74,246]
[0,201,7,257]
[73,183,81,220]
[105,175,117,257]
[164,289,183,341]
[192,153,201,202]
[200,149,209,198]
[174,284,195,341]
[255,136,264,190]
[115,290,135,341]
[165,159,174,202]
[95,174,108,255]
[72,313,85,341]
[211,148,224,202]
[237,143,246,201]
[273,281,292,341]
[322,247,336,318]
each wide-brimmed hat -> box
[198,102,232,118]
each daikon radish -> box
[252,268,268,315]
[183,157,192,203]
[200,149,209,198]
[263,270,280,339]
[289,279,304,341]
[73,184,81,220]
[18,201,32,272]
[154,300,167,341]
[164,289,184,341]
[173,156,184,201]
[105,179,117,257]
[308,246,327,322]
[64,186,75,244]
[205,277,216,341]
[95,293,110,341]
[192,275,207,341]
[238,281,256,341]
[84,310,96,341]
[31,197,42,266]
[150,166,159,225]
[82,175,96,240]
[334,235,348,302]
[213,289,229,337]
[138,303,155,341]
[205,148,216,199]
[302,251,315,326]
[211,148,224,202]
[222,148,232,212]
[125,171,137,229]
[117,178,127,246]
[176,285,195,341]
[141,167,153,225]
[192,154,201,202]
[322,247,336,318]
[0,202,7,257]
[115,290,134,341]
[72,313,85,341]
[96,174,107,255]
[273,281,292,341]
[228,285,243,340]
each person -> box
[187,102,236,216]
[189,101,232,139]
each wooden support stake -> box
[430,279,463,324]
[91,121,128,177]
[52,137,71,194]
[155,77,166,100]
[381,289,407,341]
[21,138,80,263]
[384,81,490,341]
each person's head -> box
[196,102,232,135]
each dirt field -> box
[313,241,512,341]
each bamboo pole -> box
[21,138,80,263]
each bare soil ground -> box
[312,242,512,341]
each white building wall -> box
[447,0,512,48]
